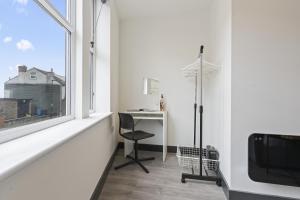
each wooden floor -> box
[99,150,226,200]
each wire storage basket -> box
[176,145,219,173]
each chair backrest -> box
[118,113,134,134]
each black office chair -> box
[115,113,155,173]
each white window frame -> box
[0,0,75,144]
[89,49,96,113]
[30,72,37,80]
[89,0,97,113]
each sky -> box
[0,0,67,98]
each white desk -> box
[122,111,168,162]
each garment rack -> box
[180,45,221,186]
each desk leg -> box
[124,139,134,158]
[163,112,168,162]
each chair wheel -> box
[181,178,186,183]
[216,179,222,187]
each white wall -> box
[119,12,212,147]
[0,118,117,200]
[207,0,232,186]
[231,0,300,198]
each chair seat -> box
[122,130,154,141]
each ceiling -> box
[114,0,212,20]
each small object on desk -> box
[160,94,165,111]
[126,109,143,112]
[126,108,158,112]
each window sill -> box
[0,112,113,182]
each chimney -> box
[18,65,27,74]
[51,68,53,73]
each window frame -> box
[89,0,97,113]
[89,49,96,112]
[0,0,75,144]
[30,72,37,80]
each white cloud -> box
[9,66,16,73]
[13,0,29,15]
[16,39,34,51]
[15,0,28,5]
[16,7,28,15]
[9,66,14,71]
[3,36,13,43]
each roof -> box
[52,76,65,85]
[5,67,65,86]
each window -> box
[89,0,97,111]
[30,72,37,80]
[47,0,68,18]
[89,48,95,111]
[0,0,74,143]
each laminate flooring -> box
[99,150,226,200]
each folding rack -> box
[179,46,221,186]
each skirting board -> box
[219,172,300,200]
[90,143,121,200]
[118,142,177,153]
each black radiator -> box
[248,133,300,187]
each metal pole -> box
[199,45,204,106]
[194,74,197,147]
[199,45,204,176]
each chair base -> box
[115,155,155,173]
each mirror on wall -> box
[143,78,160,95]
